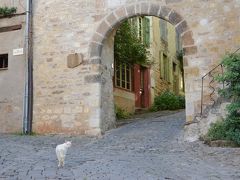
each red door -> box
[134,65,150,109]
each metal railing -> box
[200,64,224,115]
[200,47,240,116]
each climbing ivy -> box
[114,19,151,66]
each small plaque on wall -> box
[13,48,24,56]
[67,53,83,68]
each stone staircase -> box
[184,48,240,142]
[184,97,230,142]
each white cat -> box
[56,141,72,167]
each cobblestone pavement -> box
[0,110,240,180]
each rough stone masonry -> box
[30,0,240,136]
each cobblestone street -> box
[0,110,240,180]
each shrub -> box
[178,95,186,109]
[151,91,185,111]
[206,52,240,145]
[207,116,240,145]
[206,120,228,141]
[226,128,240,145]
[115,105,131,120]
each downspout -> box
[23,0,33,134]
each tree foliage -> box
[114,20,150,66]
[217,53,240,101]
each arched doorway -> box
[89,2,197,133]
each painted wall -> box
[0,1,26,132]
[150,16,183,105]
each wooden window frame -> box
[114,61,133,91]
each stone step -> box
[134,108,149,114]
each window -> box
[159,52,170,82]
[129,18,138,31]
[160,19,167,41]
[180,70,184,91]
[137,17,150,47]
[160,53,170,82]
[0,54,8,69]
[138,17,142,40]
[160,51,164,78]
[163,54,169,81]
[114,61,133,91]
[173,62,177,73]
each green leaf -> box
[114,18,151,66]
[0,7,17,16]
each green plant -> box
[115,105,131,120]
[206,120,228,141]
[114,19,151,66]
[206,52,240,145]
[0,7,17,16]
[150,91,185,111]
[178,95,185,109]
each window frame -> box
[160,19,168,42]
[114,61,133,92]
[0,54,8,70]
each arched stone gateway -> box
[88,2,197,135]
[29,0,240,139]
[89,3,196,58]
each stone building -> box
[0,0,240,139]
[150,16,184,99]
[113,16,184,114]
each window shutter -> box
[160,19,167,41]
[143,17,150,47]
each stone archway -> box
[89,3,196,59]
[89,2,197,133]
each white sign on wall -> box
[13,48,24,56]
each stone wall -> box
[31,0,240,135]
[113,88,135,113]
[151,16,178,98]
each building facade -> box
[0,0,26,133]
[150,16,184,103]
[113,16,184,114]
[0,0,240,139]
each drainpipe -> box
[23,0,33,134]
